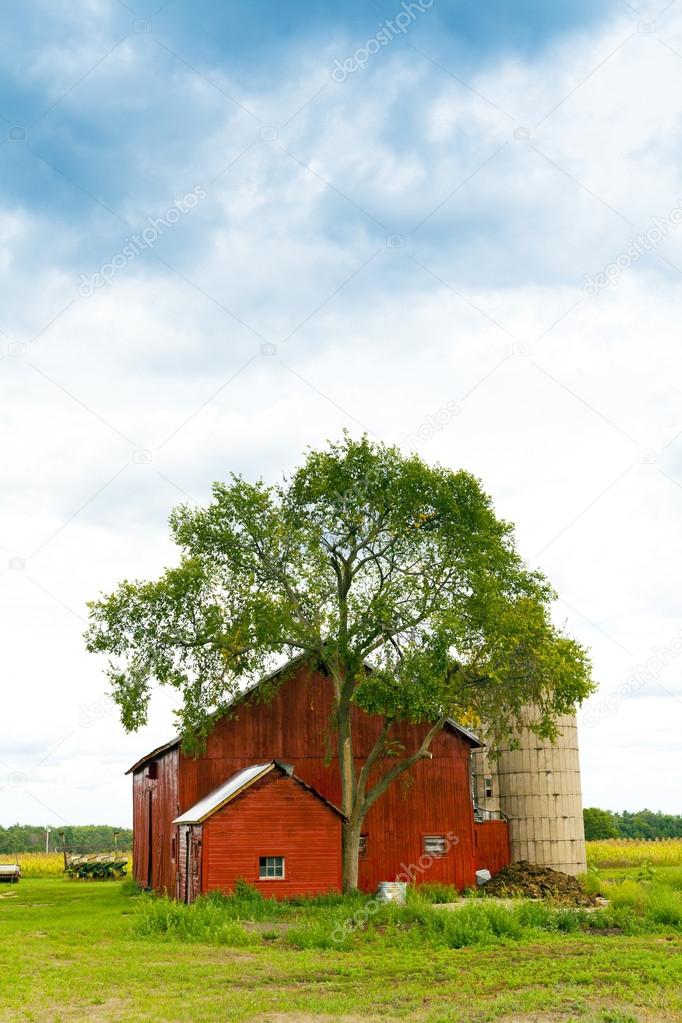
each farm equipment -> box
[64,854,128,880]
[0,864,21,883]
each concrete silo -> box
[472,712,587,876]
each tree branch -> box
[355,716,393,809]
[361,714,449,815]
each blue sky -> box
[0,0,621,246]
[1,0,682,828]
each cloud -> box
[1,0,681,825]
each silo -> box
[494,712,587,875]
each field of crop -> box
[587,838,682,868]
[1,845,682,1022]
[12,850,131,878]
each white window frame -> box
[423,834,447,857]
[259,855,285,880]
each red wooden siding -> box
[177,666,481,891]
[201,770,342,899]
[473,820,510,877]
[132,664,510,894]
[131,747,179,894]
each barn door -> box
[179,826,190,904]
[189,830,202,904]
[179,826,200,904]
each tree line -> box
[0,825,132,855]
[584,807,682,841]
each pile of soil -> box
[482,860,598,906]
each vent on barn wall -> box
[147,762,158,780]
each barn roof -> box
[126,654,483,774]
[172,761,346,824]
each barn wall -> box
[131,769,147,889]
[202,770,342,899]
[178,666,482,891]
[132,746,179,894]
[473,820,510,877]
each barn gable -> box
[173,761,346,825]
[126,654,483,777]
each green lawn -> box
[1,877,681,1023]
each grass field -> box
[0,843,681,1022]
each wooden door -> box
[189,830,202,904]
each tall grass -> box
[132,870,682,951]
[587,838,682,868]
[134,894,260,946]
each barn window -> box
[423,835,447,857]
[171,836,176,861]
[259,856,285,879]
[484,777,493,798]
[358,835,368,857]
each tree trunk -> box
[341,817,362,892]
[335,688,355,819]
[337,697,362,892]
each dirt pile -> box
[482,860,597,906]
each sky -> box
[1,0,681,830]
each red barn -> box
[128,659,510,899]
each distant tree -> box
[86,434,594,891]
[0,825,132,855]
[614,809,682,840]
[583,807,618,840]
[582,808,682,841]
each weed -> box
[413,882,461,904]
[120,878,144,897]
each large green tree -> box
[86,435,593,890]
